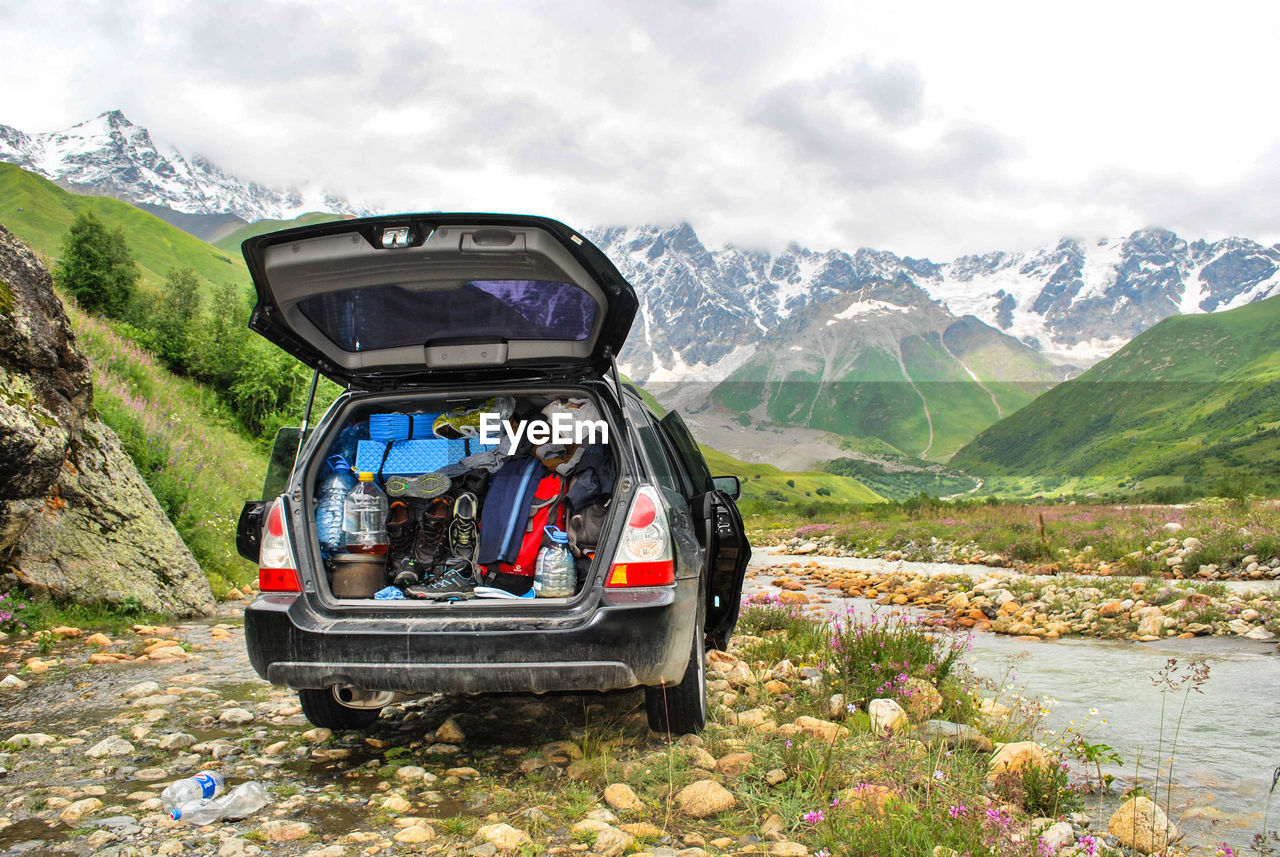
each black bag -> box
[567,501,609,559]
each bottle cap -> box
[544,526,568,544]
[358,471,374,482]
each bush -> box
[827,610,968,710]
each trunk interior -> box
[303,385,621,610]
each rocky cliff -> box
[0,223,213,615]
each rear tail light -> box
[606,485,675,587]
[259,498,301,593]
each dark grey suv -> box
[235,214,749,734]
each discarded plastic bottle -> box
[160,771,224,813]
[316,455,358,555]
[170,781,268,824]
[534,526,576,597]
[343,472,389,555]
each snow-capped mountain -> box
[591,224,1280,382]
[0,110,374,223]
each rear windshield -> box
[297,279,597,352]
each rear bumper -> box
[244,581,697,695]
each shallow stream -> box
[749,549,1280,851]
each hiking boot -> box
[386,501,414,557]
[406,559,478,600]
[385,471,452,500]
[448,491,479,568]
[451,469,491,503]
[390,555,422,588]
[413,496,452,572]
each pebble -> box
[218,708,255,725]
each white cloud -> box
[2,0,1280,258]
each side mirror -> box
[711,475,741,501]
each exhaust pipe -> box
[331,685,417,709]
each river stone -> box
[121,681,160,700]
[918,720,994,752]
[1107,796,1176,854]
[675,779,737,817]
[435,717,465,744]
[59,797,103,823]
[869,698,909,734]
[604,783,643,813]
[987,741,1047,782]
[87,736,135,758]
[476,822,532,852]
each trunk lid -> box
[243,214,637,389]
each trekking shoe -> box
[448,491,479,568]
[408,559,478,600]
[451,469,491,503]
[385,471,452,500]
[413,497,452,570]
[390,555,421,588]
[386,501,414,557]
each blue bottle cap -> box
[544,526,568,544]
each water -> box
[534,527,575,597]
[343,477,389,555]
[748,551,1280,850]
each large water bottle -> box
[170,781,268,823]
[160,771,224,813]
[343,472,389,555]
[534,526,576,597]
[316,456,358,555]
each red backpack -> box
[498,473,565,578]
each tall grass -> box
[69,305,265,594]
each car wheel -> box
[298,688,382,730]
[644,619,707,735]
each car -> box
[235,213,751,734]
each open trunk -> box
[301,384,623,611]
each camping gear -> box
[330,553,386,598]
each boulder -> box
[1107,796,1177,854]
[987,741,1048,782]
[0,223,91,559]
[0,224,212,616]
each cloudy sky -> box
[3,0,1280,258]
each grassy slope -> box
[952,295,1280,496]
[67,303,265,594]
[212,211,343,255]
[701,445,884,505]
[0,163,249,297]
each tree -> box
[189,281,251,391]
[54,210,138,317]
[150,267,203,373]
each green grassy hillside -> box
[952,295,1280,497]
[711,314,1058,462]
[213,212,343,255]
[0,163,249,297]
[701,445,885,507]
[819,436,980,501]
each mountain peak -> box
[0,111,376,223]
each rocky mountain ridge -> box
[591,224,1280,383]
[0,111,374,227]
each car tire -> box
[644,618,707,735]
[298,688,382,730]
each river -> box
[749,548,1280,851]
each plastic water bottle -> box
[343,472,389,555]
[170,781,268,823]
[160,771,224,813]
[316,455,357,555]
[534,526,576,597]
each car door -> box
[657,411,750,650]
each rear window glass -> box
[297,279,597,352]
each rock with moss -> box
[0,222,212,616]
[16,416,213,614]
[0,223,92,558]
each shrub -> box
[54,210,138,317]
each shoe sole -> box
[385,473,452,499]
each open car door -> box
[658,411,751,650]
